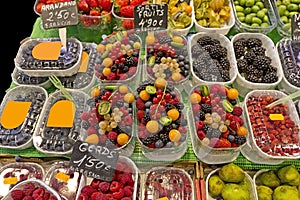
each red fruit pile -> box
[246,95,300,157]
[35,0,72,14]
[190,84,247,148]
[114,0,147,18]
[77,162,135,200]
[10,182,57,200]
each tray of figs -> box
[14,37,83,77]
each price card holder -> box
[292,13,300,41]
[134,4,168,32]
[69,140,119,182]
[41,1,78,30]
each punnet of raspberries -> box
[9,182,58,200]
[77,161,135,200]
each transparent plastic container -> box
[194,0,235,35]
[189,32,238,86]
[135,79,189,161]
[80,83,136,157]
[55,42,97,93]
[0,162,44,198]
[33,89,90,156]
[188,83,247,164]
[142,167,194,200]
[206,168,258,200]
[231,33,283,97]
[276,38,300,94]
[0,85,48,149]
[94,30,142,90]
[14,37,83,77]
[231,0,277,34]
[2,179,62,200]
[244,90,300,162]
[44,161,81,200]
[75,156,139,200]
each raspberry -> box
[113,188,125,199]
[123,185,133,197]
[32,188,45,198]
[87,126,97,135]
[23,182,35,196]
[128,67,136,76]
[80,185,95,196]
[106,72,117,80]
[22,197,34,200]
[43,191,51,199]
[124,115,133,125]
[137,110,145,121]
[80,112,90,120]
[77,193,89,200]
[91,179,100,189]
[35,197,43,200]
[91,191,103,200]
[98,134,108,143]
[121,197,132,200]
[119,74,127,80]
[135,98,145,110]
[107,131,118,141]
[11,189,24,200]
[98,181,110,193]
[120,173,133,186]
[232,106,243,117]
[110,181,121,192]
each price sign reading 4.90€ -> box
[69,140,119,182]
[134,4,168,32]
[41,1,78,29]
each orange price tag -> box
[55,171,70,183]
[156,198,169,200]
[3,177,18,185]
[269,114,284,121]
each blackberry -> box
[233,38,247,48]
[136,80,154,93]
[142,137,152,146]
[176,102,184,111]
[197,36,220,46]
[165,103,176,111]
[166,84,175,93]
[247,73,261,83]
[264,65,277,74]
[196,110,206,121]
[246,38,263,49]
[203,124,212,132]
[203,45,224,59]
[219,57,230,71]
[149,134,160,143]
[143,112,151,123]
[159,132,170,144]
[237,59,248,73]
[234,46,245,59]
[262,72,278,83]
[159,35,172,44]
[163,125,173,132]
[125,56,136,66]
[191,45,204,57]
[235,135,246,145]
[244,50,256,63]
[206,128,221,139]
[201,104,212,113]
[252,56,272,70]
[250,46,266,56]
[220,70,230,81]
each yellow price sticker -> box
[269,114,284,121]
[3,177,18,185]
[156,198,169,200]
[55,171,70,183]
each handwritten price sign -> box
[69,140,119,181]
[41,1,78,29]
[134,4,168,32]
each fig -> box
[277,165,300,186]
[221,183,250,200]
[273,185,300,200]
[208,174,225,197]
[218,163,245,183]
[257,185,273,200]
[259,170,281,188]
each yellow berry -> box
[96,44,106,53]
[124,93,135,103]
[118,85,129,94]
[117,133,130,146]
[237,126,248,136]
[167,108,180,121]
[227,88,239,100]
[190,93,201,104]
[146,34,155,45]
[102,57,113,68]
[102,67,111,76]
[139,90,150,101]
[90,87,101,98]
[169,129,181,142]
[155,77,167,89]
[171,72,182,82]
[146,120,159,134]
[172,35,183,43]
[85,134,99,145]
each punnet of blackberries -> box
[233,37,278,83]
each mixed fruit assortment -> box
[77,159,136,200]
[191,35,232,82]
[80,84,134,149]
[233,37,279,83]
[136,78,188,149]
[143,167,193,199]
[190,84,247,148]
[145,31,190,83]
[94,31,141,82]
[245,92,300,157]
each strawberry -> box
[98,0,112,12]
[115,0,129,7]
[11,189,24,200]
[119,5,134,17]
[218,138,231,148]
[90,9,101,16]
[78,0,90,13]
[35,3,45,14]
[129,0,144,6]
[122,19,134,29]
[87,0,98,8]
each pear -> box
[277,165,300,186]
[218,163,245,183]
[273,185,300,200]
[208,174,225,197]
[259,170,281,188]
[221,183,250,200]
[257,185,273,200]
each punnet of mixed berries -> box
[136,78,188,149]
[80,84,135,150]
[94,30,141,82]
[189,83,247,148]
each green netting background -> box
[2,17,300,171]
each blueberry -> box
[165,141,174,148]
[155,140,164,148]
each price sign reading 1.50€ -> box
[41,1,78,29]
[134,4,168,32]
